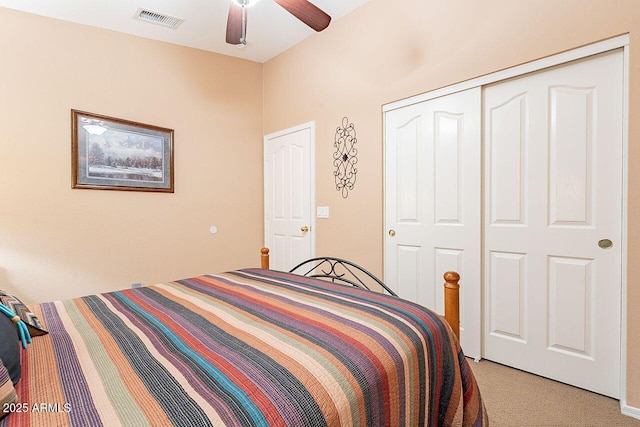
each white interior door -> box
[264,122,315,271]
[384,87,482,359]
[483,50,623,398]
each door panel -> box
[488,93,527,225]
[396,115,423,224]
[547,256,594,358]
[434,112,463,224]
[385,105,428,300]
[384,87,482,359]
[483,50,623,398]
[549,86,594,226]
[489,251,527,342]
[395,245,421,302]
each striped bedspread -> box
[2,268,487,426]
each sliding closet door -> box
[483,50,623,398]
[384,88,481,358]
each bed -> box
[1,249,487,426]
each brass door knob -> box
[301,226,309,232]
[389,229,396,237]
[598,239,613,249]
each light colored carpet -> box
[468,359,640,427]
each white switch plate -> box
[316,206,330,218]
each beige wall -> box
[263,0,640,409]
[0,8,264,303]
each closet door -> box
[483,50,623,398]
[384,88,481,358]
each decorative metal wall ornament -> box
[333,117,358,198]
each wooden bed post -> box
[261,247,270,269]
[443,271,460,340]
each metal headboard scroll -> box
[289,257,397,296]
[333,117,358,198]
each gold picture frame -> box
[71,110,174,192]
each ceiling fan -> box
[226,0,331,46]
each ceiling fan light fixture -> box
[232,0,261,8]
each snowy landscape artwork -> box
[86,130,163,182]
[72,110,174,192]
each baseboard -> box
[621,401,640,420]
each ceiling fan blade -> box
[226,3,244,44]
[273,0,331,32]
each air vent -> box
[133,8,184,29]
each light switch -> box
[317,206,330,218]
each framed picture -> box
[71,110,174,192]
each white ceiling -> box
[0,0,370,63]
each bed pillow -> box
[0,358,18,420]
[0,290,47,337]
[0,314,20,385]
